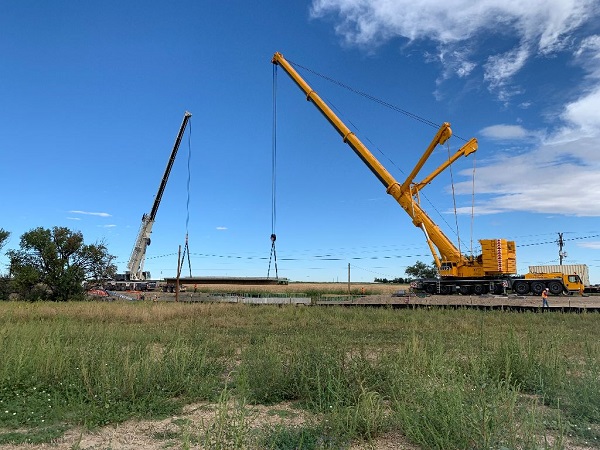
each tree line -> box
[0,227,116,301]
[374,260,438,284]
[0,226,438,301]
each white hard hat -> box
[545,288,549,291]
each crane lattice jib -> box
[271,52,478,269]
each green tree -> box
[0,228,11,300]
[0,228,9,251]
[7,226,116,301]
[404,260,438,279]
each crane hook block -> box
[271,234,277,243]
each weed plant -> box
[0,301,598,449]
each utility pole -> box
[557,232,566,265]
[348,263,351,294]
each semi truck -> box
[272,52,585,296]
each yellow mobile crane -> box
[272,52,584,295]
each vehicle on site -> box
[104,280,157,292]
[115,111,192,284]
[527,264,595,295]
[272,52,585,296]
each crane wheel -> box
[548,281,563,295]
[473,284,485,295]
[459,285,473,295]
[493,284,505,295]
[530,281,545,295]
[513,281,530,295]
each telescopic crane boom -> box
[126,111,192,281]
[272,53,491,273]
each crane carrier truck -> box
[272,52,585,296]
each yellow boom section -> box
[272,52,481,272]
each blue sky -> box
[1,0,600,284]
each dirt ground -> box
[0,400,594,450]
[0,400,420,450]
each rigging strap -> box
[179,233,193,278]
[267,233,278,279]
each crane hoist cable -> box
[446,141,478,259]
[179,118,194,278]
[282,58,481,261]
[446,141,463,256]
[286,59,472,143]
[470,153,477,257]
[268,64,279,279]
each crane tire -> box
[548,281,563,295]
[513,281,530,295]
[530,281,545,295]
[460,285,473,295]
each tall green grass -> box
[0,301,598,449]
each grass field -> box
[0,300,598,449]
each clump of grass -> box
[195,388,253,449]
[260,424,333,450]
[0,425,68,445]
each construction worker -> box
[541,288,550,309]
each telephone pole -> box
[557,232,566,265]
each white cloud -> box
[216,226,228,231]
[311,0,600,217]
[479,124,537,140]
[455,107,600,217]
[574,35,600,71]
[69,210,112,217]
[578,241,600,250]
[483,45,530,98]
[311,0,598,93]
[560,86,600,135]
[101,224,117,228]
[452,56,600,217]
[66,217,81,221]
